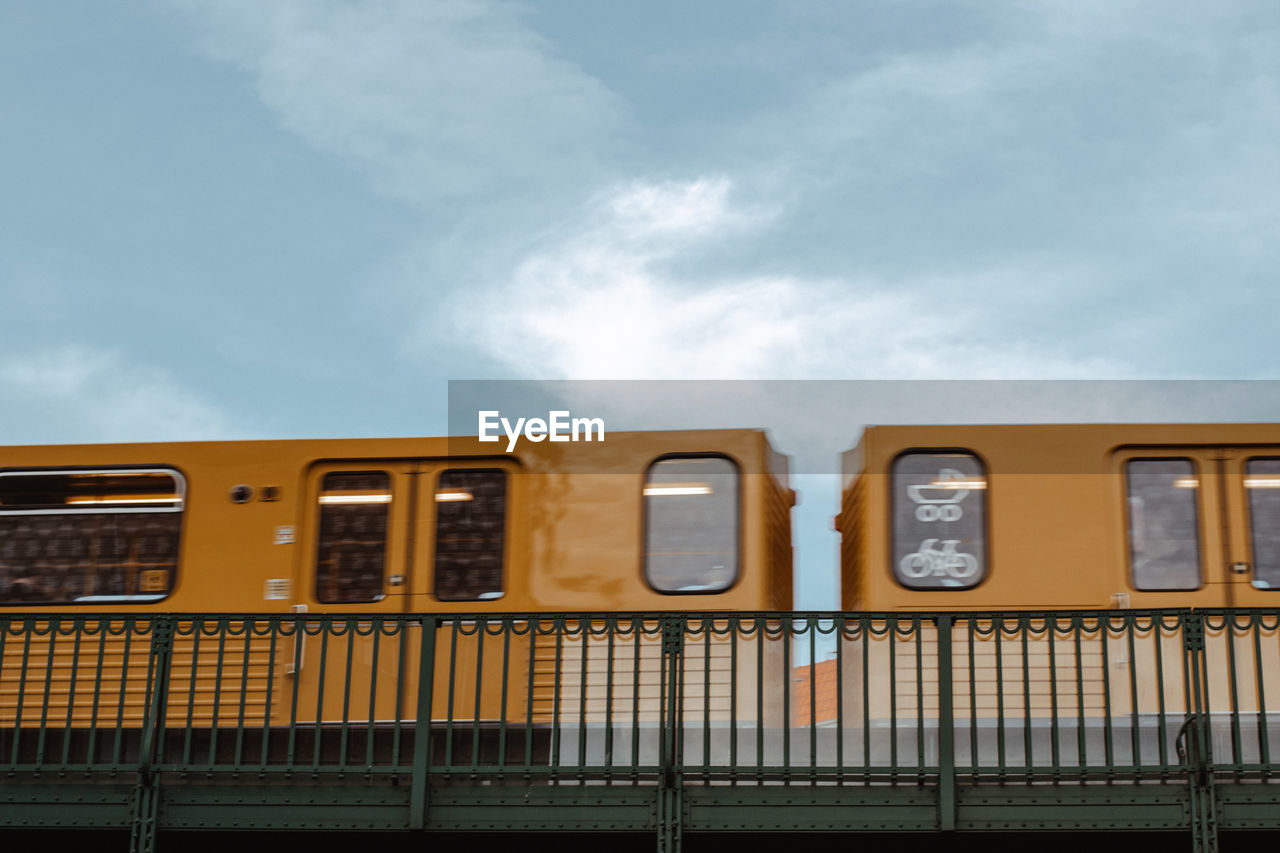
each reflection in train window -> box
[1247,458,1280,590]
[644,456,739,594]
[891,452,987,590]
[316,471,389,603]
[434,469,506,601]
[1125,459,1201,591]
[0,469,184,604]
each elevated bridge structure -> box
[4,610,1280,852]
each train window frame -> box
[889,449,990,592]
[0,466,186,606]
[314,470,392,605]
[1246,456,1280,592]
[1123,457,1204,593]
[432,467,508,603]
[642,452,742,596]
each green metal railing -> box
[4,609,1280,851]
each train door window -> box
[891,452,987,589]
[0,469,183,604]
[1125,458,1202,591]
[315,471,390,603]
[1246,458,1280,590]
[433,469,506,601]
[644,455,739,594]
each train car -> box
[0,430,794,765]
[839,422,1280,611]
[834,422,1280,771]
[0,429,792,614]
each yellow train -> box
[0,429,793,614]
[3,422,1278,773]
[7,419,1275,617]
[840,422,1280,611]
[0,430,794,749]
[836,422,1280,771]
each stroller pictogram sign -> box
[907,467,975,522]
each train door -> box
[1117,447,1280,609]
[287,462,419,733]
[407,459,526,727]
[1216,448,1280,608]
[1116,448,1230,609]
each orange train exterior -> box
[0,430,793,731]
[839,422,1280,612]
[0,429,793,615]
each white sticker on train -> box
[477,411,606,452]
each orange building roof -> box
[792,657,838,726]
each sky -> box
[3,1,1280,607]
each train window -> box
[315,471,389,603]
[1247,458,1280,590]
[1125,458,1201,591]
[0,469,183,605]
[891,452,987,590]
[434,469,506,601]
[644,455,739,594]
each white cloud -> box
[167,0,624,206]
[461,177,1121,380]
[0,349,234,444]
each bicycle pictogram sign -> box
[899,538,979,580]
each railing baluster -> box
[834,616,844,777]
[1225,612,1244,779]
[311,618,331,770]
[705,618,713,780]
[339,618,356,770]
[366,619,382,770]
[551,617,563,773]
[889,616,898,780]
[261,619,279,771]
[234,618,253,770]
[1020,616,1032,774]
[604,617,614,774]
[392,620,408,770]
[286,617,303,771]
[62,619,84,766]
[35,617,58,765]
[994,616,1005,778]
[525,617,538,773]
[1127,614,1140,775]
[1073,617,1086,772]
[1048,615,1060,780]
[938,614,955,831]
[409,614,437,831]
[967,618,977,781]
[577,615,588,776]
[1100,616,1114,779]
[1154,613,1170,776]
[862,616,871,773]
[1252,614,1270,775]
[782,616,792,775]
[473,616,488,774]
[208,619,229,770]
[444,619,459,771]
[498,617,512,770]
[756,616,765,780]
[112,620,133,769]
